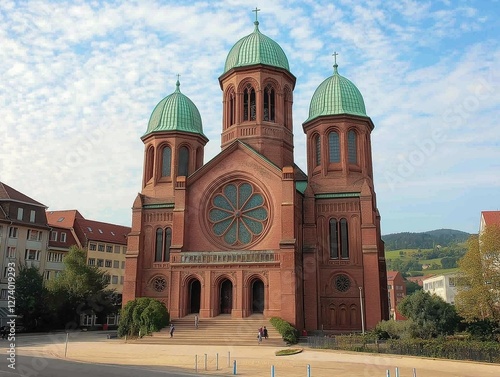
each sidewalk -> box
[17,337,500,377]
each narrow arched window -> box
[328,132,340,163]
[154,228,163,262]
[263,84,275,122]
[340,218,349,259]
[315,135,321,166]
[243,84,256,121]
[164,227,172,262]
[229,90,235,126]
[178,146,189,176]
[284,88,292,130]
[348,130,357,164]
[145,146,154,182]
[161,146,171,177]
[329,218,338,259]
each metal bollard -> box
[413,368,417,377]
[195,355,198,372]
[307,364,311,377]
[395,367,399,377]
[233,360,237,375]
[216,353,219,370]
[271,365,275,377]
[386,370,391,377]
[204,354,207,370]
[228,351,231,367]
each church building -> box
[123,14,389,332]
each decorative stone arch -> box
[237,77,260,94]
[244,273,268,315]
[213,274,235,315]
[182,273,204,315]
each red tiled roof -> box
[482,211,500,227]
[0,181,46,207]
[48,225,79,249]
[74,218,130,245]
[46,210,84,228]
[386,270,400,281]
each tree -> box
[14,264,50,331]
[404,280,422,295]
[47,246,116,328]
[455,227,500,322]
[118,297,169,338]
[398,290,461,338]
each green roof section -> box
[305,64,367,123]
[223,21,290,73]
[315,192,360,199]
[143,203,175,209]
[144,80,205,137]
[296,181,307,194]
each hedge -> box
[270,317,299,344]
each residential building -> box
[0,182,50,325]
[124,13,389,332]
[423,273,458,304]
[387,270,406,320]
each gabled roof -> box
[48,225,79,249]
[386,270,402,281]
[74,218,130,245]
[46,210,84,228]
[481,211,500,227]
[0,181,46,207]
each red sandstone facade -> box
[124,42,388,333]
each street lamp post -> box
[359,286,365,335]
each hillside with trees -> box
[382,229,472,251]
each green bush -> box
[118,298,169,338]
[374,319,413,340]
[270,317,299,344]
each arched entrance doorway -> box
[251,279,264,313]
[220,279,233,314]
[188,279,201,314]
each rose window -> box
[152,276,167,292]
[334,274,351,292]
[208,182,268,246]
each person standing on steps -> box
[194,314,199,329]
[169,323,175,338]
[263,326,268,339]
[257,329,262,344]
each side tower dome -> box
[306,63,366,122]
[223,20,290,73]
[144,80,205,138]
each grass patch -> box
[275,348,303,356]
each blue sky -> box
[0,0,498,235]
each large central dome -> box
[223,21,290,73]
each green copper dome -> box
[144,80,205,137]
[306,64,367,122]
[223,21,290,73]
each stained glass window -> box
[209,182,268,246]
[348,130,357,164]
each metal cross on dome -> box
[252,7,261,22]
[332,51,339,65]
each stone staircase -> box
[134,314,287,346]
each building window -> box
[3,267,8,278]
[106,245,113,253]
[50,231,58,241]
[228,90,236,126]
[30,210,36,223]
[7,247,16,259]
[329,218,349,259]
[334,274,351,292]
[120,276,124,284]
[122,246,127,254]
[145,146,154,182]
[315,135,321,166]
[348,130,357,164]
[328,131,340,163]
[155,228,163,262]
[60,232,67,243]
[0,289,7,300]
[88,258,96,266]
[161,146,171,177]
[113,260,119,269]
[98,244,105,252]
[104,275,110,284]
[329,219,338,259]
[97,259,104,267]
[17,208,23,220]
[8,227,18,238]
[178,146,189,176]
[105,260,112,268]
[25,249,40,261]
[121,261,125,269]
[387,284,393,290]
[47,252,63,263]
[89,243,97,251]
[27,229,42,241]
[164,227,172,262]
[263,84,275,122]
[243,84,256,121]
[114,245,120,253]
[44,270,51,280]
[112,275,118,285]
